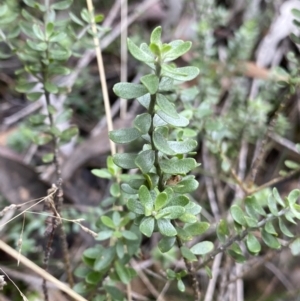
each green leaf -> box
[290,203,300,219]
[180,246,197,261]
[104,285,124,301]
[51,0,73,10]
[94,14,104,23]
[139,185,153,215]
[115,261,131,284]
[122,230,138,240]
[94,247,115,271]
[162,65,200,81]
[101,216,115,229]
[15,81,37,93]
[135,150,155,174]
[155,206,185,220]
[158,236,176,253]
[69,12,84,25]
[55,108,73,124]
[157,110,189,127]
[26,40,48,52]
[290,238,300,255]
[127,38,154,62]
[177,279,185,292]
[184,222,210,236]
[155,192,169,211]
[157,219,177,236]
[153,131,175,155]
[170,195,189,207]
[29,113,47,125]
[287,189,300,206]
[244,216,258,227]
[113,82,148,99]
[166,269,176,279]
[245,195,266,217]
[110,183,120,197]
[127,198,144,215]
[160,158,198,174]
[164,41,192,61]
[85,271,103,285]
[172,177,199,194]
[267,194,278,216]
[227,249,246,263]
[0,4,8,17]
[285,210,297,224]
[278,218,294,238]
[246,233,261,253]
[139,217,155,237]
[32,134,53,146]
[46,22,54,37]
[168,139,197,154]
[284,160,300,169]
[140,74,159,94]
[264,220,277,235]
[261,229,281,249]
[156,94,180,119]
[230,205,247,226]
[150,26,162,44]
[273,188,285,207]
[91,169,112,179]
[26,92,42,102]
[59,126,78,143]
[134,113,151,134]
[109,128,140,144]
[96,230,113,241]
[44,81,58,93]
[179,213,197,223]
[50,48,71,60]
[42,153,54,163]
[49,32,68,43]
[32,24,45,40]
[190,241,214,255]
[113,153,137,169]
[216,219,229,243]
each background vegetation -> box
[1,0,300,301]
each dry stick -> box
[86,0,116,155]
[43,84,74,290]
[131,259,163,301]
[120,0,128,120]
[203,253,223,301]
[0,240,88,301]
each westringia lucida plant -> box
[78,26,212,299]
[81,26,300,300]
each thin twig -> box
[0,240,88,301]
[131,259,163,301]
[203,253,223,301]
[86,0,116,155]
[120,0,128,120]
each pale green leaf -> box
[190,241,214,255]
[157,218,177,236]
[246,233,261,253]
[113,82,148,99]
[135,150,155,174]
[158,236,176,253]
[140,74,159,94]
[109,128,140,144]
[113,153,137,169]
[139,217,155,237]
[127,38,154,62]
